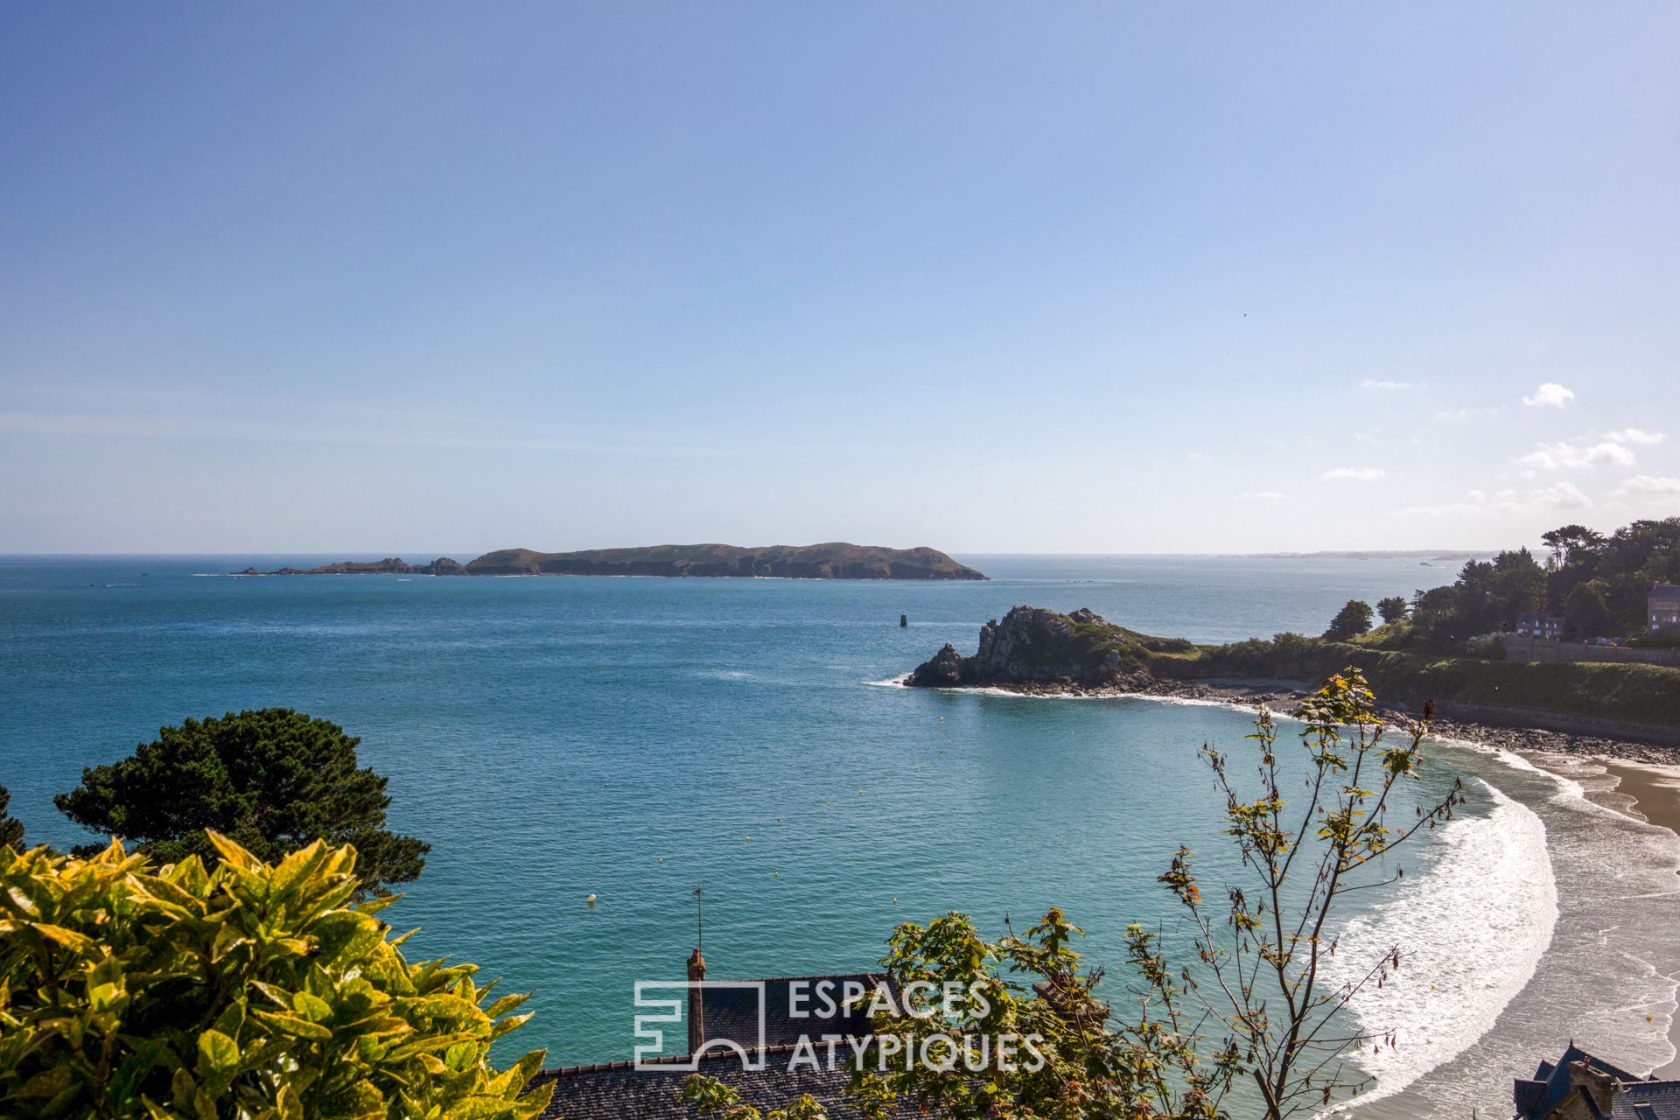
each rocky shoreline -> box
[902,604,1680,767]
[898,670,1680,765]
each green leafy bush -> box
[0,833,551,1120]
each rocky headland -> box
[904,604,1680,764]
[236,543,986,581]
[906,606,1192,689]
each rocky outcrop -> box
[907,606,1185,688]
[237,544,984,581]
[236,557,469,576]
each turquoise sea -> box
[5,554,1678,1118]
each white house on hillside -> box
[1652,584,1680,632]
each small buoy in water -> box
[586,894,597,905]
[744,835,752,842]
[773,871,780,878]
[658,857,665,864]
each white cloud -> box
[1361,378,1416,391]
[1240,491,1288,501]
[1618,475,1680,496]
[1604,428,1668,445]
[1397,481,1592,518]
[1436,405,1505,423]
[1522,382,1576,408]
[1321,467,1387,481]
[1532,480,1593,510]
[1518,440,1636,471]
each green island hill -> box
[235,543,987,581]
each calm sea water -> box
[4,553,1676,1117]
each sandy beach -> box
[1583,759,1680,1079]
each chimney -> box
[1568,1060,1619,1115]
[687,947,706,1055]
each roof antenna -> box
[693,885,704,952]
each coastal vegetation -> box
[1156,635,1680,729]
[0,833,550,1120]
[1377,517,1680,647]
[54,710,428,897]
[688,671,1459,1119]
[237,542,986,581]
[906,518,1680,737]
[1322,600,1374,641]
[0,786,22,851]
[1376,597,1408,626]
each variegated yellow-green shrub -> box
[0,832,553,1120]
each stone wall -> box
[1498,634,1680,669]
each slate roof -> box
[702,973,883,1052]
[1515,1044,1680,1120]
[533,973,909,1120]
[532,1046,919,1120]
[1613,1084,1680,1120]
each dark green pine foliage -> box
[55,709,427,895]
[0,785,23,851]
[1376,595,1409,625]
[1323,599,1375,641]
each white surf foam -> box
[1326,777,1557,1111]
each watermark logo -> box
[630,977,1046,1075]
[632,980,768,1071]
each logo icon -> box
[632,980,768,1071]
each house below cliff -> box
[1516,610,1566,640]
[1514,1043,1680,1119]
[1652,584,1680,633]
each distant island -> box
[235,543,987,581]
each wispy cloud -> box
[1398,481,1592,518]
[1522,382,1576,408]
[1321,467,1386,481]
[1603,428,1668,445]
[1533,480,1594,510]
[1361,378,1416,391]
[1518,440,1636,471]
[1617,475,1680,496]
[1239,491,1288,501]
[1436,405,1505,424]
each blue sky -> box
[3,3,1677,554]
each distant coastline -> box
[233,542,986,581]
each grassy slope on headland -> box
[1146,638,1680,731]
[952,608,1680,734]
